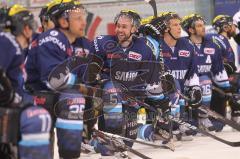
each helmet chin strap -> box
[168,28,178,41]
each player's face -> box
[68,9,87,37]
[168,19,182,39]
[228,23,237,37]
[115,16,136,43]
[194,19,205,37]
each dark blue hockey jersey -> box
[92,35,157,89]
[206,33,235,64]
[150,37,200,91]
[192,37,230,89]
[0,31,25,96]
[25,29,93,90]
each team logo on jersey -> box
[178,50,190,57]
[128,51,142,61]
[50,30,58,36]
[204,48,215,54]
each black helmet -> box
[114,9,141,29]
[212,15,233,33]
[39,6,49,23]
[8,4,35,36]
[181,13,205,32]
[47,0,85,28]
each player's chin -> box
[76,30,85,37]
[117,35,126,41]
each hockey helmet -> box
[212,15,233,33]
[8,4,35,36]
[181,13,205,32]
[114,9,141,29]
[47,0,85,27]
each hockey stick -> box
[212,85,240,98]
[176,90,240,132]
[144,0,157,17]
[198,106,240,132]
[94,129,152,159]
[122,93,240,147]
[95,129,175,151]
[169,115,240,147]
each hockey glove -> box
[160,72,176,94]
[223,62,237,75]
[185,86,202,108]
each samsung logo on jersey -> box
[204,48,215,54]
[128,51,142,61]
[39,36,66,51]
[178,50,190,57]
[198,65,212,73]
[171,70,187,79]
[115,71,138,81]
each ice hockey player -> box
[90,9,161,157]
[25,0,96,158]
[137,12,203,142]
[181,13,230,131]
[207,15,240,127]
[0,4,52,159]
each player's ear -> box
[189,27,195,34]
[131,26,137,34]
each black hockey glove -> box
[185,86,202,108]
[0,67,15,107]
[160,72,176,94]
[82,61,102,84]
[145,94,170,113]
[223,62,237,75]
[139,23,162,40]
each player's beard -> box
[117,32,132,46]
[227,30,235,38]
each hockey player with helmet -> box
[0,5,52,159]
[206,15,240,126]
[137,12,203,141]
[181,14,230,131]
[25,0,96,158]
[209,15,237,75]
[91,9,160,157]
